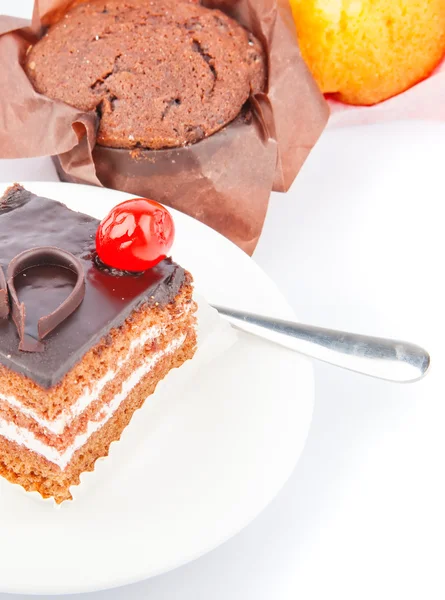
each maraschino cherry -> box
[96,198,175,272]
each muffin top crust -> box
[26,0,266,149]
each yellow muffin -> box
[290,0,445,105]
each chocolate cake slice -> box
[0,184,197,503]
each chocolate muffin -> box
[25,0,266,149]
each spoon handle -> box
[211,305,430,383]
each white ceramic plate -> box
[0,182,314,595]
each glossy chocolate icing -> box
[0,185,186,388]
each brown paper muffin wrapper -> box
[0,0,328,254]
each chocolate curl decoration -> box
[0,266,9,318]
[6,246,85,352]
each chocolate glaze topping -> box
[6,247,86,353]
[0,184,186,388]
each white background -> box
[2,2,445,598]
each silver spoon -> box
[211,305,430,383]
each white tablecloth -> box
[2,3,445,597]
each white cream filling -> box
[0,335,186,470]
[0,305,194,434]
[0,325,165,435]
